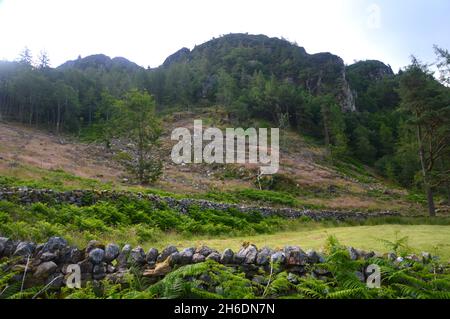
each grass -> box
[150,224,450,262]
[0,164,114,191]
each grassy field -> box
[152,224,450,262]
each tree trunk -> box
[56,102,61,135]
[425,185,436,217]
[416,123,436,217]
[322,105,332,159]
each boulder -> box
[363,251,376,260]
[89,248,105,265]
[196,246,214,257]
[46,273,64,288]
[0,237,17,257]
[13,241,36,257]
[192,253,206,263]
[220,249,234,264]
[348,247,360,260]
[34,261,58,279]
[270,251,286,264]
[406,254,420,262]
[252,275,269,286]
[206,252,221,262]
[93,263,107,280]
[41,252,57,262]
[179,247,195,264]
[284,246,308,266]
[0,238,4,256]
[256,247,273,266]
[395,256,404,263]
[78,259,94,273]
[146,248,159,265]
[58,247,83,264]
[104,244,120,263]
[117,244,132,268]
[306,250,325,264]
[157,245,178,262]
[235,244,258,264]
[168,252,182,265]
[42,237,67,253]
[129,246,146,265]
[85,240,105,254]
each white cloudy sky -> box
[0,0,449,71]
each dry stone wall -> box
[1,236,415,290]
[0,187,401,220]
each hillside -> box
[0,112,428,214]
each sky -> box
[0,0,449,71]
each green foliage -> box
[147,260,255,299]
[112,89,163,184]
[378,231,411,256]
[0,197,284,245]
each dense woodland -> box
[0,34,449,213]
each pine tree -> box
[399,57,450,216]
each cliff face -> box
[340,69,356,112]
[55,35,398,113]
[161,34,357,111]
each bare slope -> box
[0,114,428,214]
